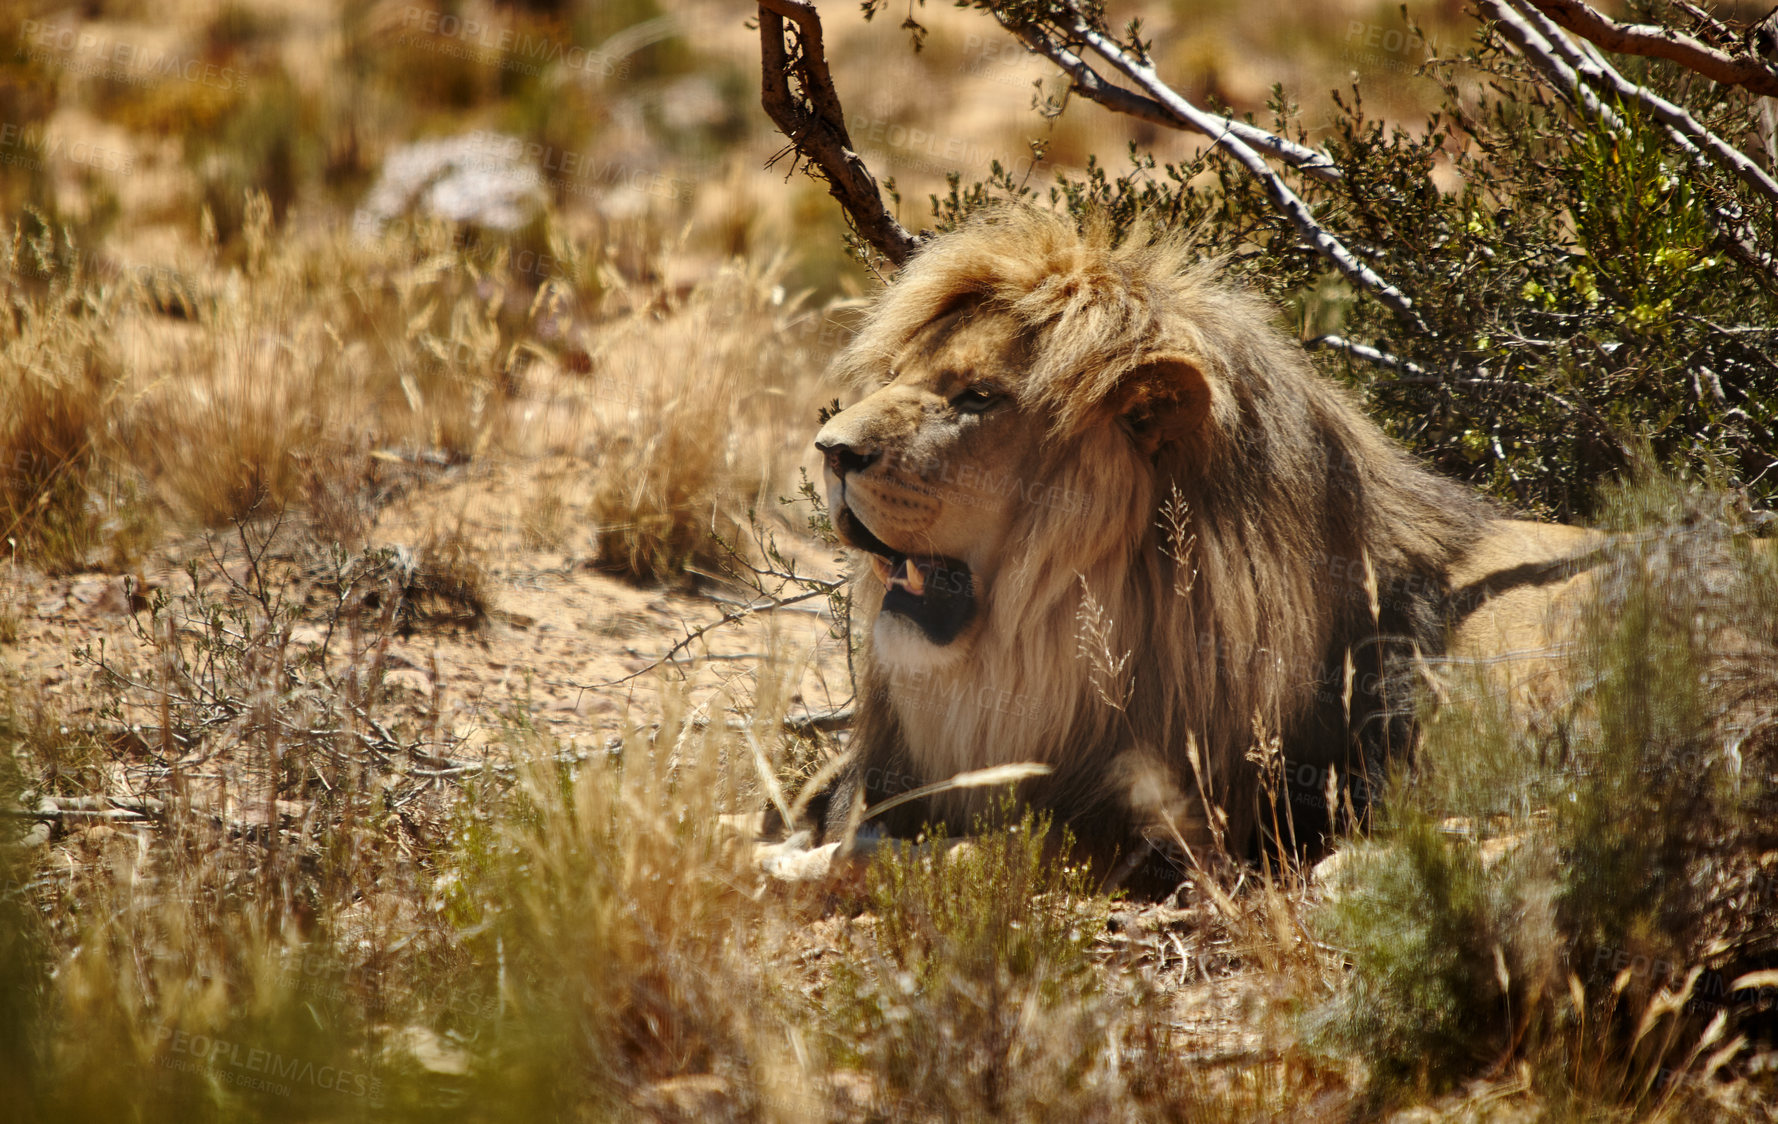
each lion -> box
[803,207,1601,880]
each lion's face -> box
[814,307,1043,667]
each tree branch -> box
[1520,0,1778,98]
[757,0,924,267]
[1478,0,1778,289]
[1503,0,1778,207]
[1307,334,1612,436]
[1480,0,1623,128]
[1059,10,1426,331]
[992,12,1342,182]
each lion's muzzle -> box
[830,502,978,646]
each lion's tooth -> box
[905,563,926,595]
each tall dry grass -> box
[1,219,122,573]
[580,259,835,582]
[2,200,837,581]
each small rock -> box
[354,132,547,237]
[632,1075,731,1119]
[287,626,326,649]
[1312,849,1349,899]
[382,668,435,696]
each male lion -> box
[806,207,1596,879]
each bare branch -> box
[1060,11,1426,331]
[577,584,835,690]
[1307,334,1614,438]
[1305,334,1431,377]
[993,12,1342,182]
[1501,0,1778,207]
[757,0,924,267]
[1481,0,1778,289]
[1480,0,1624,128]
[1521,0,1778,98]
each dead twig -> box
[1056,7,1426,331]
[576,585,835,690]
[757,0,925,267]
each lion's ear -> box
[1115,356,1213,458]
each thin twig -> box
[1305,334,1431,377]
[993,13,1342,182]
[1305,333,1615,438]
[1520,0,1778,97]
[577,585,834,690]
[1061,10,1426,330]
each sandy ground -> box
[3,454,853,759]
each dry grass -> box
[1,223,121,573]
[582,260,829,583]
[1310,476,1778,1116]
[1,207,831,582]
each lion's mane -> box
[827,208,1493,863]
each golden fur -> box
[811,207,1580,869]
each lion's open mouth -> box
[835,506,977,645]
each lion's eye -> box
[953,385,1002,413]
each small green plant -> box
[1308,809,1512,1092]
[825,802,1115,1116]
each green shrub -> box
[825,804,1116,1117]
[1310,474,1778,1107]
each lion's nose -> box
[816,437,879,478]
